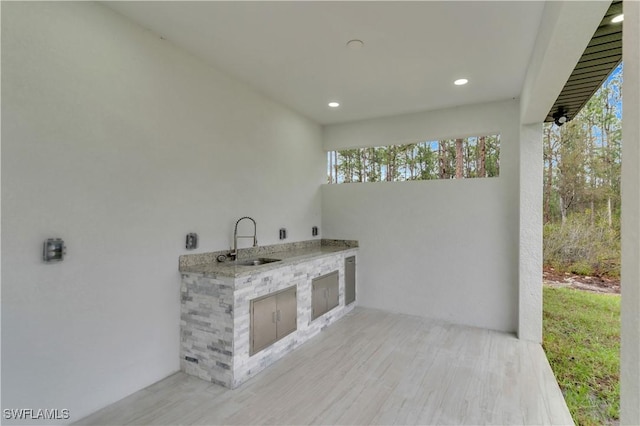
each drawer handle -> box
[276,310,281,322]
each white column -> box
[518,122,543,343]
[621,0,640,424]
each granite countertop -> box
[179,239,358,278]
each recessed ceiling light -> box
[454,78,469,86]
[328,102,340,108]
[611,14,624,23]
[346,39,364,49]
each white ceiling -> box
[106,1,546,125]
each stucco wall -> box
[1,2,323,423]
[322,100,521,332]
[621,1,640,423]
[518,123,543,342]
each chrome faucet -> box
[230,216,257,260]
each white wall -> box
[518,123,543,343]
[516,1,610,344]
[1,2,323,423]
[621,1,640,423]
[322,100,520,332]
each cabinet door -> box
[326,271,339,312]
[345,256,356,305]
[251,295,277,355]
[312,279,327,320]
[276,287,297,339]
[312,271,339,320]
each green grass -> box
[543,287,620,426]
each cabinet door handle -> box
[272,311,276,323]
[276,310,281,322]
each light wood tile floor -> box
[77,308,574,425]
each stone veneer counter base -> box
[179,239,358,388]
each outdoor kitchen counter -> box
[180,245,355,278]
[178,238,359,388]
[178,239,358,278]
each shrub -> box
[543,212,620,278]
[570,260,594,276]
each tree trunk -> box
[559,195,567,225]
[438,141,446,179]
[478,136,486,177]
[386,147,393,181]
[603,95,614,228]
[464,139,472,177]
[455,138,463,178]
[543,129,552,223]
[589,120,595,226]
[362,149,367,182]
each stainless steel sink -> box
[237,258,281,266]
